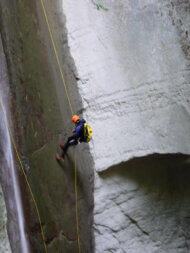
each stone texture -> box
[62,0,190,172]
[1,0,190,252]
[0,34,18,253]
[0,185,11,253]
[94,155,190,252]
[0,0,94,252]
[61,0,190,252]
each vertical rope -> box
[40,0,73,116]
[40,1,81,252]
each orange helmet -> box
[72,115,80,123]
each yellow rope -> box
[1,1,80,252]
[40,0,81,252]
[0,99,48,253]
[40,0,73,116]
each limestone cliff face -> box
[61,0,190,252]
[62,0,190,172]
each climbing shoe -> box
[56,154,64,161]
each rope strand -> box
[40,0,73,116]
[40,0,81,251]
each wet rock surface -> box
[0,186,11,253]
[0,35,10,253]
[0,0,94,252]
[0,34,20,253]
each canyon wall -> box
[0,34,18,253]
[61,0,190,252]
[1,0,190,252]
[0,0,94,252]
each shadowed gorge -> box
[94,154,190,252]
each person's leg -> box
[61,136,78,157]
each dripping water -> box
[0,35,29,252]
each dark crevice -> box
[97,153,190,250]
[99,153,190,200]
[124,214,149,236]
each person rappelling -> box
[56,115,93,160]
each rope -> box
[0,99,48,253]
[1,1,80,252]
[40,0,73,116]
[40,0,81,252]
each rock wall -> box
[62,0,190,172]
[1,0,190,252]
[0,186,11,253]
[0,34,11,253]
[0,0,94,252]
[61,0,190,252]
[0,34,18,253]
[94,155,190,252]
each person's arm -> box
[74,125,81,138]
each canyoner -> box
[56,115,93,160]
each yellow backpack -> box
[84,123,93,142]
